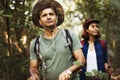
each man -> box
[28,0,85,80]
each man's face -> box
[39,8,57,28]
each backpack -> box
[80,39,106,51]
[34,29,73,70]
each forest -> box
[0,0,120,80]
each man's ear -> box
[56,16,58,24]
[86,30,89,33]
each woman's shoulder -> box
[98,39,106,44]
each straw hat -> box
[32,0,64,28]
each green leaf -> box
[85,72,93,76]
[16,8,23,12]
[0,10,4,15]
[2,14,13,18]
[85,70,110,80]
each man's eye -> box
[96,25,99,27]
[42,14,47,17]
[49,13,55,16]
[92,25,94,28]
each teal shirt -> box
[30,29,82,80]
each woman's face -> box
[86,23,99,37]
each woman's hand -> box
[106,67,114,75]
[105,63,114,75]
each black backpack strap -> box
[34,35,47,71]
[63,29,73,52]
[34,35,40,54]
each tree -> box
[0,0,41,80]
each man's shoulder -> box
[30,36,40,46]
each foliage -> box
[0,0,41,80]
[85,69,109,80]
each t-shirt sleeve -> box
[69,30,82,51]
[30,38,37,60]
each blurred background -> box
[0,0,120,80]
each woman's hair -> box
[82,23,101,41]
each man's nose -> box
[47,14,51,19]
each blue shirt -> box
[80,39,108,80]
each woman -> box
[79,19,110,80]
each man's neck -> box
[43,27,59,39]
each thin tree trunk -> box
[5,0,12,80]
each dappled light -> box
[20,35,27,46]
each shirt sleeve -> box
[30,38,38,60]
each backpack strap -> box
[80,40,85,47]
[34,35,47,71]
[99,39,106,51]
[34,35,41,53]
[62,29,73,52]
[80,40,106,50]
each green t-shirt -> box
[30,29,82,80]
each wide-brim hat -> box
[32,0,64,28]
[83,19,100,29]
